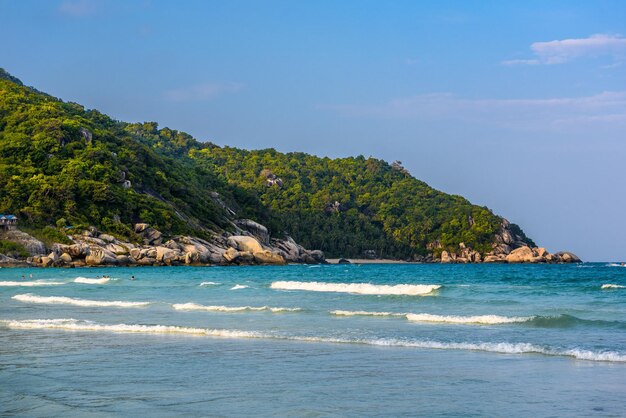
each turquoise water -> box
[1,263,625,417]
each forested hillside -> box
[0,69,533,258]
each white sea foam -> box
[4,318,624,363]
[0,281,65,287]
[172,303,301,313]
[230,284,249,290]
[270,281,440,296]
[606,263,626,267]
[2,318,259,338]
[74,277,110,284]
[601,284,625,289]
[199,281,220,286]
[332,310,530,324]
[12,294,150,308]
[330,310,404,317]
[406,313,531,325]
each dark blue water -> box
[1,263,625,416]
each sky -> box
[1,0,625,261]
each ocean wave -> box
[230,284,249,290]
[606,263,626,267]
[3,318,624,363]
[172,303,301,313]
[0,281,65,287]
[406,313,530,325]
[12,294,150,308]
[270,281,440,296]
[199,281,220,286]
[330,310,404,317]
[74,277,110,284]
[601,284,625,289]
[2,318,259,338]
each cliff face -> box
[0,69,577,263]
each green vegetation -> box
[0,240,29,258]
[0,68,533,258]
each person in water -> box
[131,275,136,280]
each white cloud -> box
[59,0,98,17]
[319,91,626,131]
[164,82,243,102]
[503,34,626,65]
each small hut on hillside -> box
[0,215,18,230]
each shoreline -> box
[325,258,416,264]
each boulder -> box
[40,256,54,267]
[142,228,162,245]
[534,247,549,257]
[155,246,180,264]
[98,234,116,243]
[0,254,29,267]
[129,248,141,259]
[253,250,285,265]
[227,235,264,253]
[85,248,117,266]
[0,229,46,255]
[235,219,270,244]
[306,250,325,263]
[555,251,581,263]
[505,246,534,263]
[338,258,351,264]
[223,247,239,262]
[184,251,201,265]
[68,244,90,258]
[60,252,73,263]
[51,243,71,256]
[483,255,506,263]
[136,257,156,266]
[440,251,452,263]
[116,255,132,265]
[134,223,150,233]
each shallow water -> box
[1,263,625,416]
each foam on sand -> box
[601,284,625,289]
[12,294,150,308]
[74,277,110,284]
[406,313,531,325]
[270,281,440,296]
[172,303,301,313]
[230,284,249,290]
[3,318,624,363]
[0,281,65,287]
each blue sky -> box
[2,0,626,260]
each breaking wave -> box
[12,294,150,308]
[331,310,405,317]
[0,281,65,287]
[3,318,624,363]
[230,284,249,290]
[270,281,440,296]
[199,281,220,286]
[331,311,624,329]
[74,277,110,284]
[172,303,301,313]
[601,284,625,289]
[406,313,531,325]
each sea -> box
[1,263,625,417]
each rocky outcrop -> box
[14,220,321,268]
[270,236,325,263]
[0,229,46,255]
[441,241,580,264]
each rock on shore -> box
[14,219,326,268]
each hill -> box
[0,68,536,261]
